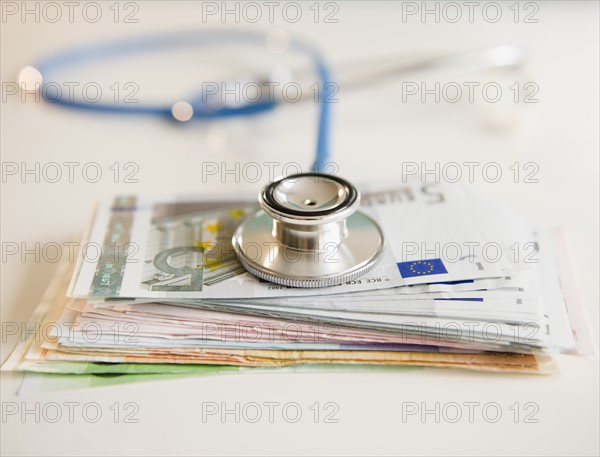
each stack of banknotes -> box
[4,178,589,380]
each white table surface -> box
[1,1,598,455]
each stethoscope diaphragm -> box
[232,173,385,288]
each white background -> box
[1,1,599,455]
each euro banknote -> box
[69,180,519,300]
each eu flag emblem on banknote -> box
[397,259,448,278]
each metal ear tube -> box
[232,173,385,288]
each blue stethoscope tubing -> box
[34,30,333,172]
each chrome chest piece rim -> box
[232,173,385,288]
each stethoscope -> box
[20,30,334,172]
[19,30,526,287]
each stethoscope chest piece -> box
[233,173,385,288]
